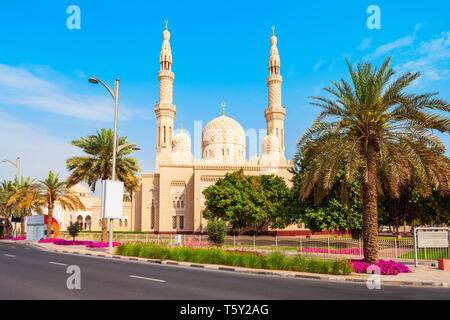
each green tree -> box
[67,221,82,241]
[296,57,449,263]
[202,169,292,233]
[206,219,227,246]
[9,171,85,239]
[291,166,363,238]
[7,177,42,237]
[0,180,16,238]
[66,128,141,242]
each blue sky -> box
[0,0,449,187]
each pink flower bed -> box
[12,237,26,241]
[86,242,120,248]
[38,238,57,243]
[300,247,363,255]
[38,238,120,248]
[181,241,209,247]
[38,238,91,245]
[350,259,411,275]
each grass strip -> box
[116,243,353,275]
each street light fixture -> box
[89,76,120,254]
[2,157,20,181]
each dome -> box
[262,133,280,155]
[172,131,191,153]
[202,115,245,145]
[202,115,246,163]
[68,184,90,197]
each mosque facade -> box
[132,24,299,234]
[55,25,305,235]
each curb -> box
[25,242,450,289]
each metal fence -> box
[59,232,449,262]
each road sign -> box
[417,231,449,248]
[101,180,124,219]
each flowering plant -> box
[300,247,363,255]
[181,241,209,247]
[12,236,26,241]
[85,242,120,248]
[350,259,411,275]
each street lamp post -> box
[89,76,120,254]
[2,157,20,237]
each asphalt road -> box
[0,242,449,300]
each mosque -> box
[54,24,305,235]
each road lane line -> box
[49,261,67,266]
[129,275,166,283]
[4,254,16,257]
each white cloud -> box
[0,113,80,181]
[313,60,324,71]
[358,37,373,51]
[364,35,415,61]
[396,31,450,84]
[0,64,138,122]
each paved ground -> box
[32,241,450,286]
[0,242,449,299]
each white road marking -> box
[49,261,67,266]
[4,254,16,257]
[129,275,166,283]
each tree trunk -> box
[362,144,379,264]
[21,210,26,237]
[47,202,54,239]
[101,218,108,242]
[3,218,9,238]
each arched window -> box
[172,216,176,229]
[163,126,166,144]
[179,216,184,229]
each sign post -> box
[413,227,450,267]
[101,180,124,254]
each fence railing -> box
[59,232,449,262]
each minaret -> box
[264,27,286,157]
[155,20,176,169]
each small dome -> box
[262,133,280,155]
[69,184,90,196]
[172,131,191,153]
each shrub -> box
[206,220,227,246]
[266,252,291,270]
[67,221,82,241]
[115,243,353,275]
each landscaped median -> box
[116,243,354,275]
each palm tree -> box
[66,128,141,242]
[296,57,450,264]
[6,177,42,237]
[9,171,85,239]
[0,180,16,238]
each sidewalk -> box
[7,240,450,288]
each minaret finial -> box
[180,120,183,133]
[165,19,168,30]
[271,26,275,36]
[221,102,226,116]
